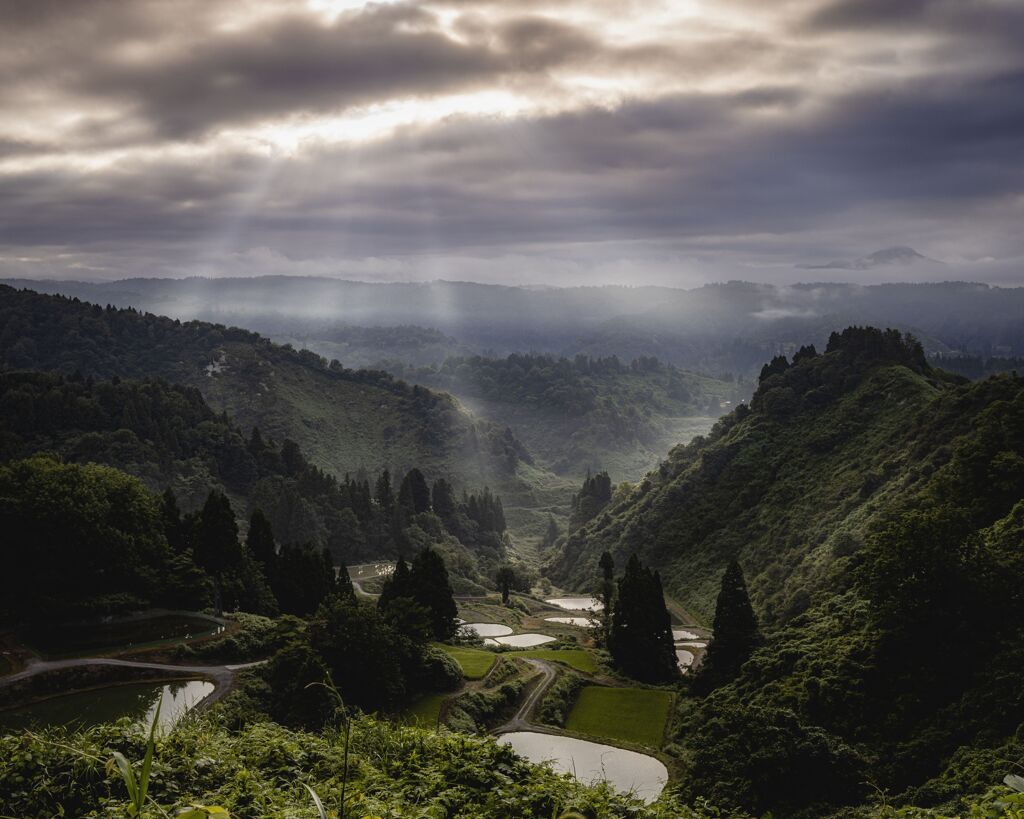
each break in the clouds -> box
[0,0,1022,286]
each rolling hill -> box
[547,327,1024,814]
[0,285,575,548]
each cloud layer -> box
[1,0,1022,285]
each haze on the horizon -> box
[0,0,1022,287]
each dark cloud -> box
[2,65,1021,262]
[0,2,648,141]
[804,0,939,30]
[0,0,1021,284]
[63,6,514,138]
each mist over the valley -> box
[8,275,1023,378]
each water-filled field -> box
[545,597,604,611]
[544,616,595,627]
[498,731,668,803]
[493,633,555,647]
[0,678,214,732]
[459,623,513,638]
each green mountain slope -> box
[0,286,575,545]
[548,332,956,623]
[384,354,745,481]
[549,328,1024,815]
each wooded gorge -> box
[1,288,1023,818]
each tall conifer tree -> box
[609,554,677,682]
[247,508,277,568]
[695,560,762,694]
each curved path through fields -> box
[493,658,557,735]
[0,657,265,710]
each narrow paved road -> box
[494,659,557,734]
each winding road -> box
[494,658,557,734]
[0,657,265,709]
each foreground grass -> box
[516,649,598,673]
[437,644,497,679]
[566,687,673,748]
[0,715,702,817]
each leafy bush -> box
[0,716,719,817]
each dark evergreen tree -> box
[192,490,277,615]
[608,554,677,683]
[571,471,613,528]
[280,439,304,476]
[193,490,243,575]
[271,543,336,616]
[464,487,506,533]
[247,508,277,568]
[695,560,762,694]
[398,468,431,515]
[160,487,188,554]
[792,344,818,364]
[378,555,413,612]
[375,469,394,514]
[336,560,356,599]
[409,548,459,641]
[758,354,790,383]
[599,551,615,605]
[495,565,517,605]
[431,478,457,521]
[247,425,266,455]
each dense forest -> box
[550,327,1024,814]
[0,371,509,588]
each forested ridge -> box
[549,327,1024,814]
[0,285,547,520]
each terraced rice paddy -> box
[544,617,595,627]
[498,731,668,803]
[545,597,604,612]
[565,686,673,748]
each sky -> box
[0,0,1022,287]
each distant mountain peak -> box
[798,246,942,270]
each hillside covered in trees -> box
[385,353,743,479]
[0,372,510,589]
[549,327,1024,814]
[0,285,574,544]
